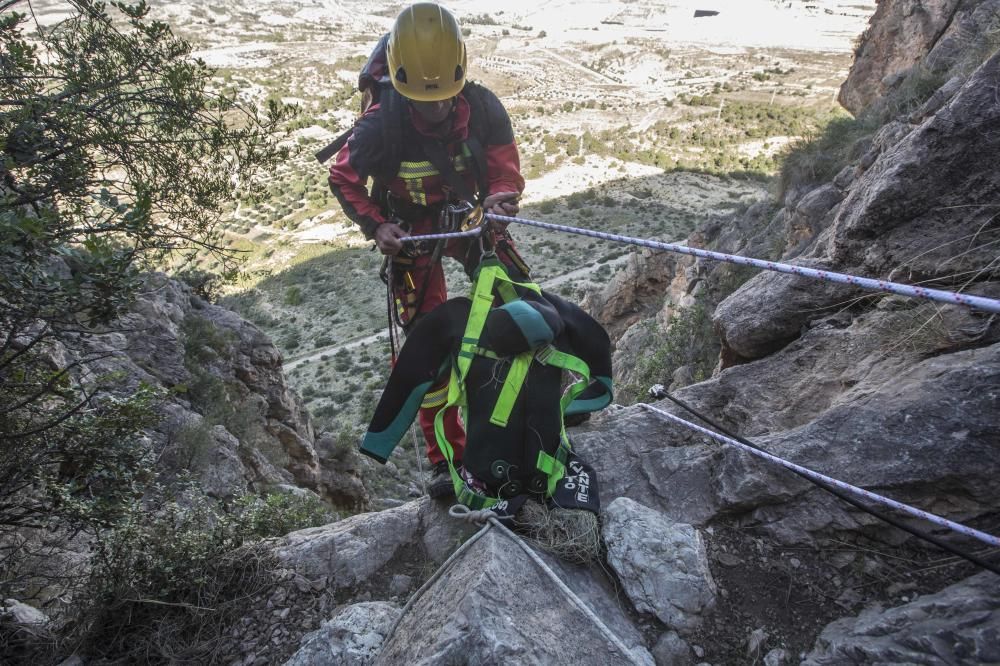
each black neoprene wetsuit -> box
[359,290,613,495]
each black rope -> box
[648,387,1000,576]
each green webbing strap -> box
[435,261,547,505]
[489,351,531,427]
[536,345,592,413]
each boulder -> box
[803,572,1000,665]
[272,499,476,594]
[376,528,652,665]
[1,599,48,626]
[284,601,401,666]
[602,498,716,634]
[713,258,861,362]
[652,630,694,665]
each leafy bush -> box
[0,0,290,556]
[74,486,337,662]
[285,285,305,305]
[622,303,718,403]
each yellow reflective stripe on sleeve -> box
[420,386,448,409]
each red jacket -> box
[328,87,524,238]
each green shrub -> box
[284,285,304,305]
[75,486,336,662]
[779,112,871,195]
[622,302,718,403]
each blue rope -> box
[641,403,1000,549]
[398,227,484,243]
[485,213,1000,315]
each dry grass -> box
[513,500,602,564]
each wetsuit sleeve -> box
[360,298,471,463]
[477,86,525,196]
[328,108,387,239]
[545,291,614,415]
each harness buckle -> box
[535,345,555,365]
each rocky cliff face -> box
[239,39,1000,665]
[273,16,998,666]
[105,273,368,509]
[205,27,1000,666]
[840,0,1000,114]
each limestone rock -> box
[602,498,716,634]
[91,272,326,501]
[315,432,370,511]
[1,599,48,626]
[572,407,722,527]
[273,502,423,590]
[839,0,961,114]
[713,258,861,362]
[272,499,476,595]
[829,52,1000,280]
[284,601,401,666]
[652,630,694,665]
[764,648,792,666]
[583,248,679,339]
[786,184,843,256]
[578,328,1000,545]
[802,572,1000,665]
[375,528,652,665]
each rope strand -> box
[485,213,1000,314]
[639,403,1000,551]
[649,386,1000,576]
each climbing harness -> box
[432,259,609,511]
[640,401,1000,553]
[378,505,646,666]
[648,385,1000,576]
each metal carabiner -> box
[479,228,497,260]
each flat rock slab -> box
[803,572,1000,665]
[376,528,652,665]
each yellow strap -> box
[489,351,532,427]
[435,262,550,502]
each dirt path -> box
[540,48,621,85]
[284,330,389,371]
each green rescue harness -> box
[434,259,603,510]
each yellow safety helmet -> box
[386,3,467,102]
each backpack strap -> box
[314,127,353,165]
[461,82,491,203]
[378,86,405,185]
